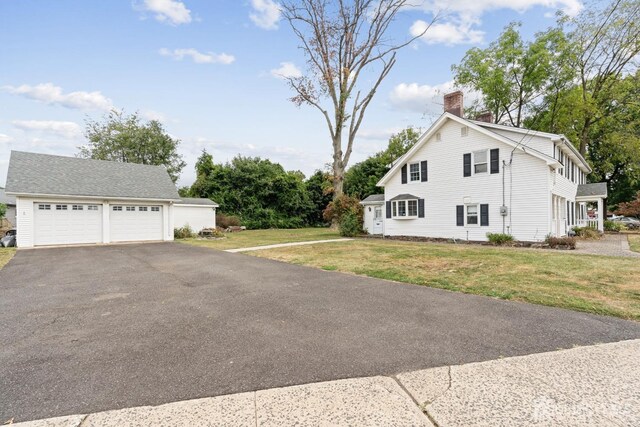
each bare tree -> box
[281,0,436,197]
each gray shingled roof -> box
[360,194,384,204]
[389,193,419,201]
[5,151,180,200]
[0,187,16,206]
[177,197,219,206]
[576,183,608,198]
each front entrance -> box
[373,207,383,234]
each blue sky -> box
[0,0,583,186]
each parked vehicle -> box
[612,216,640,229]
[1,229,16,247]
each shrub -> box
[217,213,241,229]
[604,220,626,232]
[174,225,196,239]
[338,211,363,237]
[572,226,601,239]
[323,195,363,225]
[545,235,576,249]
[486,233,514,245]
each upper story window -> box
[409,162,420,181]
[473,150,488,174]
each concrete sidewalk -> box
[224,238,353,252]
[11,339,639,426]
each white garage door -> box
[109,205,163,242]
[34,202,103,246]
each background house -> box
[0,187,16,228]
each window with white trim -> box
[473,150,488,174]
[72,205,83,211]
[151,206,160,212]
[38,204,51,210]
[126,206,135,211]
[113,206,123,211]
[466,204,478,225]
[138,206,148,211]
[56,204,67,210]
[88,205,99,211]
[409,162,420,182]
[391,200,418,219]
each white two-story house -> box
[368,91,607,242]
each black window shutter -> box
[490,149,499,174]
[463,153,471,177]
[420,161,428,182]
[480,204,489,226]
[418,199,425,218]
[386,201,391,219]
[456,205,464,226]
[401,164,407,184]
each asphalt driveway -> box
[1,243,639,422]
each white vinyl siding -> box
[173,205,216,233]
[384,119,550,241]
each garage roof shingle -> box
[5,151,181,201]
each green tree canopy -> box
[80,110,186,182]
[187,153,315,229]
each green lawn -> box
[629,234,640,253]
[251,238,640,320]
[181,227,341,250]
[0,248,15,270]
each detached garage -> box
[5,151,183,248]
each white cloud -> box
[12,120,82,139]
[250,0,281,30]
[0,133,13,144]
[410,19,484,45]
[389,81,483,116]
[140,110,167,122]
[270,62,302,79]
[411,0,582,45]
[356,127,405,141]
[159,48,235,65]
[2,83,113,111]
[140,0,192,25]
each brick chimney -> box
[443,91,463,117]
[476,111,493,123]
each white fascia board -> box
[7,192,180,203]
[551,137,592,173]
